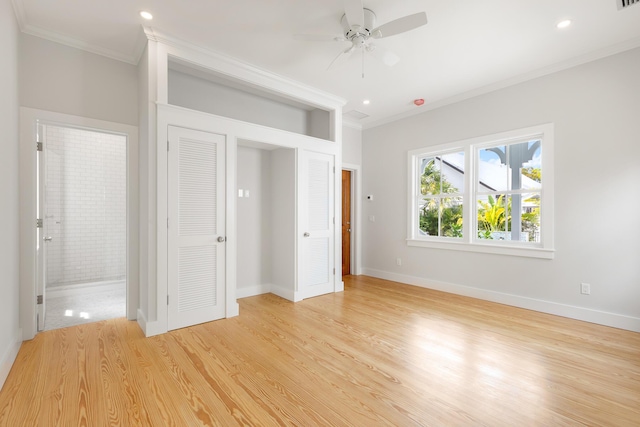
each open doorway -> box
[37,124,127,330]
[341,164,361,277]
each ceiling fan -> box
[296,0,428,75]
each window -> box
[417,152,465,239]
[408,124,554,259]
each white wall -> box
[342,124,362,166]
[271,148,297,296]
[362,47,640,331]
[237,146,273,295]
[19,34,138,126]
[137,44,151,323]
[0,0,22,389]
[169,69,330,139]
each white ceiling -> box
[11,0,640,128]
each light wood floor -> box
[1,275,639,426]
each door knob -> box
[217,236,226,242]
[43,236,53,242]
[303,232,310,237]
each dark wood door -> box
[342,170,351,276]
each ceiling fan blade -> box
[367,43,400,67]
[327,45,356,70]
[372,12,427,39]
[343,0,364,29]
[294,34,346,42]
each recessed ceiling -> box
[11,0,640,128]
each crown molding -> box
[21,23,140,64]
[363,36,640,130]
[10,0,26,30]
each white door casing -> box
[167,126,226,330]
[36,124,46,331]
[299,150,335,299]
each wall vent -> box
[343,110,369,120]
[618,0,639,10]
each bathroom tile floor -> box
[44,281,126,331]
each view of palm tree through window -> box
[419,140,542,242]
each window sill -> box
[406,238,555,259]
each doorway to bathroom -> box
[37,124,127,331]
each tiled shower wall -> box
[45,125,126,287]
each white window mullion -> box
[465,145,474,243]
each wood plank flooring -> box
[1,275,639,426]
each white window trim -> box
[407,123,554,259]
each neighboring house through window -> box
[408,123,554,259]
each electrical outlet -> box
[580,283,591,295]
[396,258,402,266]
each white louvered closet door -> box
[168,126,226,330]
[299,150,335,299]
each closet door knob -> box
[43,236,53,242]
[303,232,310,237]
[217,236,226,242]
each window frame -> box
[407,123,554,259]
[414,149,466,240]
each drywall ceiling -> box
[11,0,640,128]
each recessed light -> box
[140,11,153,20]
[363,99,370,105]
[556,19,571,29]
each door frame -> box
[19,107,139,340]
[342,163,361,276]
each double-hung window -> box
[408,124,554,259]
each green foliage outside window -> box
[419,159,463,237]
[419,162,540,241]
[476,194,540,241]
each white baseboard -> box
[271,284,302,302]
[362,268,640,333]
[0,329,22,390]
[236,284,272,299]
[136,309,147,334]
[47,280,125,298]
[235,283,302,302]
[136,309,166,337]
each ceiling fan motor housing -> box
[341,8,377,40]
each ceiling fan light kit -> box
[299,0,428,76]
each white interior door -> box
[168,126,226,330]
[299,150,335,299]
